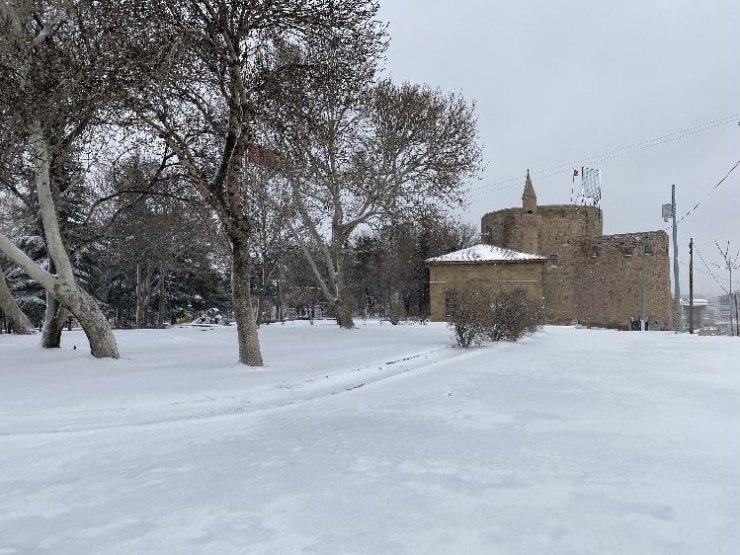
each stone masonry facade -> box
[428,260,545,322]
[480,172,673,329]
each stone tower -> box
[521,170,539,253]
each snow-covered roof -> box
[680,298,710,307]
[425,244,546,264]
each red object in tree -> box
[247,144,279,168]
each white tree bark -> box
[41,290,69,348]
[0,268,34,334]
[0,131,119,358]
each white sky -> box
[379,0,740,297]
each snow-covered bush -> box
[447,286,539,348]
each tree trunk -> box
[0,269,34,334]
[334,289,355,329]
[333,254,354,329]
[41,292,67,348]
[61,285,119,358]
[157,261,166,329]
[135,262,150,328]
[231,235,263,366]
[41,255,68,347]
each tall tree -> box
[0,0,123,357]
[97,152,217,328]
[121,0,381,365]
[268,35,482,327]
[349,210,477,319]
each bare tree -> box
[0,266,35,334]
[0,1,122,357]
[96,153,216,328]
[348,209,478,320]
[120,0,381,364]
[268,35,482,327]
[243,170,292,324]
[715,241,740,337]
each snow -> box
[426,243,545,263]
[680,298,710,306]
[1,323,739,554]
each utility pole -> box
[689,238,694,334]
[671,185,681,333]
[640,237,646,331]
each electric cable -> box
[469,113,739,198]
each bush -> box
[447,286,540,348]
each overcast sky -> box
[378,0,740,297]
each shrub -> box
[447,286,539,348]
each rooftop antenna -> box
[573,167,602,206]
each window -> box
[623,247,633,257]
[644,243,653,256]
[445,290,460,318]
[591,246,599,258]
[549,254,559,267]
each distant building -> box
[426,244,546,321]
[427,172,674,329]
[679,298,711,332]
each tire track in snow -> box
[0,345,476,438]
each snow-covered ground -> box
[1,323,738,554]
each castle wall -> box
[481,205,602,258]
[481,203,672,329]
[534,205,603,256]
[567,232,673,329]
[428,262,544,322]
[481,208,526,252]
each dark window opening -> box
[549,254,559,267]
[445,290,460,318]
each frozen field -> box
[0,323,738,554]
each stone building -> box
[426,244,546,321]
[479,171,674,329]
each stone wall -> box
[481,208,527,252]
[567,232,673,329]
[535,205,603,255]
[428,262,545,322]
[481,205,603,257]
[480,203,672,329]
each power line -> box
[675,160,740,226]
[468,113,739,198]
[694,246,740,294]
[662,160,740,234]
